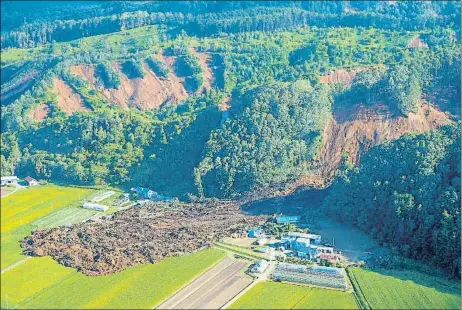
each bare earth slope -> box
[22,201,267,276]
[53,78,89,115]
[29,103,50,121]
[301,101,451,187]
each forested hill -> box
[1,1,460,49]
[1,0,460,278]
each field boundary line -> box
[16,268,79,308]
[1,256,32,274]
[346,268,371,310]
[290,289,312,309]
[151,252,228,309]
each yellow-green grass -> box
[1,185,94,269]
[1,248,225,309]
[348,267,461,309]
[229,281,358,309]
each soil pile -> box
[22,200,267,276]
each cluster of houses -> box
[248,216,340,265]
[1,176,38,187]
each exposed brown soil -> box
[70,62,188,110]
[245,101,452,198]
[30,103,50,121]
[22,200,267,276]
[307,101,451,185]
[319,68,365,86]
[53,78,89,115]
[407,35,428,48]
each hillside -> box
[1,1,460,280]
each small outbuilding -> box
[256,238,268,246]
[24,176,38,186]
[248,228,262,238]
[252,259,269,273]
[1,176,18,186]
[82,202,109,212]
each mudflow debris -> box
[22,201,267,276]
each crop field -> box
[348,267,461,309]
[1,185,94,269]
[229,281,358,309]
[1,248,225,309]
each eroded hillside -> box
[69,50,213,111]
[298,101,452,188]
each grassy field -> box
[229,281,358,309]
[1,185,94,269]
[348,267,461,309]
[1,248,225,309]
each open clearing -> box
[157,257,252,309]
[348,267,461,309]
[228,281,358,309]
[1,185,94,269]
[1,248,225,309]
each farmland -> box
[1,248,225,309]
[1,185,94,269]
[348,267,461,309]
[229,281,358,309]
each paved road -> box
[157,257,252,309]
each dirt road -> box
[156,257,252,309]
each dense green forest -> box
[325,124,461,277]
[0,1,460,277]
[197,82,331,197]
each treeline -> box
[196,82,332,198]
[324,123,461,278]
[2,2,459,49]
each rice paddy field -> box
[1,248,225,309]
[229,281,359,309]
[348,267,461,309]
[1,185,94,269]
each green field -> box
[348,267,461,309]
[1,248,225,309]
[229,281,358,309]
[1,185,94,269]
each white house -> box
[82,202,109,212]
[252,259,269,273]
[1,176,18,186]
[24,176,38,186]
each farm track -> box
[0,256,32,274]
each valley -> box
[1,1,460,309]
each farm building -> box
[24,176,38,186]
[280,232,331,260]
[1,176,18,186]
[256,238,268,245]
[252,260,269,273]
[82,202,109,212]
[248,228,263,238]
[276,215,301,225]
[132,187,173,201]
